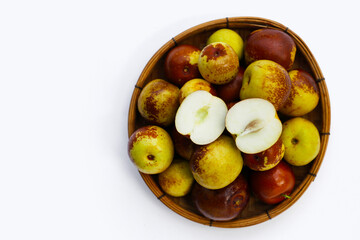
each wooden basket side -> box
[127,17,330,228]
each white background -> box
[0,0,358,239]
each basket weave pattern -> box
[128,17,330,228]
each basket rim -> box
[128,16,331,228]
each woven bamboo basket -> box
[127,17,331,228]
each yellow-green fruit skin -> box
[240,60,291,110]
[279,69,320,117]
[158,159,194,197]
[137,79,180,127]
[128,125,174,174]
[178,78,216,104]
[190,135,243,190]
[281,117,320,166]
[198,42,239,85]
[207,28,244,60]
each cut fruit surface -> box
[225,98,282,154]
[175,90,227,145]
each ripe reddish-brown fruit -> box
[243,138,285,171]
[164,44,201,86]
[216,66,245,103]
[250,161,295,205]
[192,174,250,221]
[245,29,296,70]
[226,101,238,110]
[170,127,196,161]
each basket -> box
[127,17,331,228]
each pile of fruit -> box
[128,28,321,222]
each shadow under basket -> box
[127,17,331,228]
